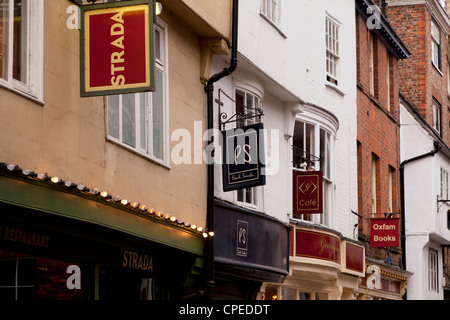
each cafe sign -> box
[293,170,323,216]
[370,218,400,247]
[80,0,155,97]
[222,123,266,192]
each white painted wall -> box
[400,101,450,299]
[210,0,358,239]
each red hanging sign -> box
[80,0,155,97]
[293,170,323,216]
[370,218,400,247]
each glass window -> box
[235,87,263,209]
[106,24,168,163]
[433,99,442,135]
[441,168,449,200]
[0,0,43,99]
[293,121,334,225]
[431,19,441,70]
[326,17,340,86]
[371,155,378,214]
[429,249,439,292]
[260,0,281,26]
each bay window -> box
[293,120,334,225]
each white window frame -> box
[429,248,439,292]
[441,167,449,200]
[0,0,44,102]
[431,18,441,71]
[292,120,334,226]
[433,98,442,135]
[234,86,263,211]
[106,19,169,166]
[326,17,340,86]
[260,0,281,26]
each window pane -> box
[139,93,146,151]
[0,260,16,286]
[154,29,161,61]
[17,259,34,285]
[13,0,27,82]
[122,94,136,147]
[0,0,9,80]
[107,95,120,139]
[152,69,164,159]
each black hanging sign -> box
[222,123,266,192]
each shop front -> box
[261,221,365,300]
[357,257,411,300]
[0,171,204,301]
[212,199,290,300]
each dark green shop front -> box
[0,174,204,301]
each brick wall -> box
[356,12,402,266]
[385,3,450,145]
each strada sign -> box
[370,218,400,247]
[80,0,155,97]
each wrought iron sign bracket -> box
[216,89,264,131]
[437,195,450,213]
[292,145,322,171]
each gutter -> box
[399,140,441,299]
[203,0,239,296]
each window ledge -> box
[259,13,287,39]
[432,61,443,76]
[106,137,171,170]
[325,82,345,96]
[0,82,44,106]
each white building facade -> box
[208,0,363,300]
[400,97,450,300]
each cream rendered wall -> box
[0,0,217,228]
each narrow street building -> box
[0,0,233,300]
[208,0,365,300]
[384,0,450,299]
[355,0,412,299]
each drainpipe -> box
[399,140,440,298]
[204,0,239,297]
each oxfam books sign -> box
[370,218,400,247]
[80,0,155,97]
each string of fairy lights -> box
[0,162,213,239]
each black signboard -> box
[213,200,289,282]
[222,122,266,192]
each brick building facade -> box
[385,0,450,144]
[355,0,412,299]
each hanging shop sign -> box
[222,123,266,192]
[293,170,323,216]
[80,0,155,97]
[370,218,400,247]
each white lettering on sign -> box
[372,223,396,230]
[110,10,126,86]
[123,250,153,272]
[373,235,396,242]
